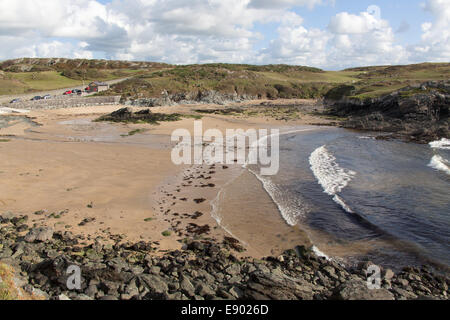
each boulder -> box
[334,279,395,300]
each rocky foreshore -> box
[124,90,257,107]
[325,81,450,144]
[1,213,448,301]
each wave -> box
[309,145,356,196]
[247,169,308,226]
[429,138,450,150]
[428,155,450,176]
[333,195,354,213]
[244,128,314,226]
[312,246,331,261]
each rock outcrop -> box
[0,213,448,300]
[326,81,450,143]
[125,90,257,107]
[95,107,185,124]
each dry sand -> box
[0,100,333,257]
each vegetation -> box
[0,263,18,300]
[342,63,450,100]
[1,58,448,101]
[102,62,449,102]
[162,230,172,237]
[0,58,170,95]
[0,263,42,300]
[101,63,351,100]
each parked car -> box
[31,96,42,101]
[74,89,82,95]
[63,90,73,95]
[10,98,21,104]
[42,94,51,100]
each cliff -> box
[325,81,450,143]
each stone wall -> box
[2,96,121,110]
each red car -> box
[63,90,73,95]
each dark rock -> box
[138,274,169,299]
[180,275,195,297]
[334,279,395,300]
[326,80,450,143]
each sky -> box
[0,0,449,70]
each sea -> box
[216,125,450,270]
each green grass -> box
[1,58,448,101]
[162,230,171,237]
[10,71,84,90]
[0,139,11,142]
[0,58,171,96]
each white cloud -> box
[259,12,329,66]
[411,0,450,61]
[0,0,447,69]
[260,6,409,69]
[248,0,326,9]
[326,6,409,68]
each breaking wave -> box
[247,169,308,226]
[309,146,356,196]
[245,128,314,227]
[429,138,450,150]
[428,155,450,176]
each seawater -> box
[245,126,450,269]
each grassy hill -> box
[0,58,448,100]
[100,63,361,100]
[0,58,170,95]
[101,62,450,101]
[341,63,450,100]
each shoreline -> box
[0,101,449,300]
[0,101,332,254]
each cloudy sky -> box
[0,0,449,70]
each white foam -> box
[248,168,308,226]
[429,138,450,150]
[333,195,354,213]
[312,246,331,261]
[244,128,315,226]
[428,155,450,176]
[309,145,356,196]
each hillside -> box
[100,62,450,102]
[340,63,450,100]
[0,58,170,95]
[100,63,359,101]
[0,58,449,101]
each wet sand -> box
[0,101,333,257]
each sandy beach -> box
[0,100,334,258]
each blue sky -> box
[0,0,449,69]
